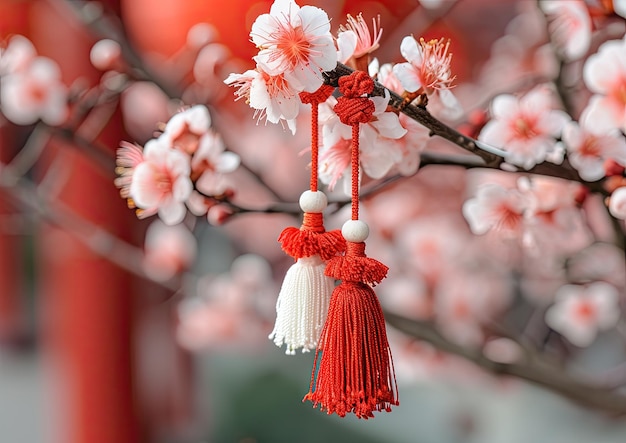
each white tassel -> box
[269,255,335,355]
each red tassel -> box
[303,281,398,418]
[304,71,398,418]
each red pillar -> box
[31,2,141,442]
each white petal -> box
[399,36,422,64]
[392,63,422,93]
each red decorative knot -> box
[299,84,336,105]
[302,212,325,233]
[334,97,375,126]
[338,70,374,98]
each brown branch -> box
[385,311,626,415]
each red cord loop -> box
[299,84,335,105]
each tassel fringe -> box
[303,281,399,418]
[269,255,335,355]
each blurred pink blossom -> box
[462,183,529,238]
[561,112,626,182]
[583,35,626,132]
[540,1,591,61]
[1,56,68,126]
[0,35,36,75]
[143,220,197,282]
[479,86,569,169]
[609,186,626,219]
[545,282,620,347]
[250,0,337,93]
[129,137,193,225]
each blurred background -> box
[2,0,626,442]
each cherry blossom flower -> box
[192,129,240,195]
[389,113,430,177]
[519,176,592,255]
[143,220,197,282]
[0,35,36,76]
[177,255,275,351]
[462,183,529,238]
[129,137,193,225]
[583,35,626,132]
[1,56,68,126]
[250,0,337,93]
[545,282,620,347]
[336,13,382,65]
[561,112,626,181]
[609,186,626,219]
[540,1,592,61]
[478,86,569,169]
[434,269,512,346]
[394,36,455,94]
[161,105,212,155]
[224,66,300,134]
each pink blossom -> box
[0,56,68,126]
[394,36,455,94]
[545,282,620,347]
[129,138,193,225]
[540,1,591,61]
[388,113,430,177]
[224,66,300,133]
[0,35,36,75]
[250,0,337,93]
[177,255,275,351]
[462,183,529,238]
[519,176,592,255]
[582,35,626,132]
[609,186,626,219]
[434,270,512,346]
[161,105,212,155]
[375,62,404,95]
[479,86,569,169]
[143,220,197,282]
[336,13,382,63]
[192,130,240,195]
[561,112,626,181]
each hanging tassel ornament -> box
[304,71,398,418]
[269,84,346,355]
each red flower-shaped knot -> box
[334,96,375,125]
[338,70,374,98]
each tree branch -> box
[385,311,626,415]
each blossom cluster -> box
[0,35,68,126]
[115,105,240,225]
[225,0,464,192]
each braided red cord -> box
[333,71,375,222]
[300,85,335,192]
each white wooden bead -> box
[299,191,327,213]
[342,220,369,242]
